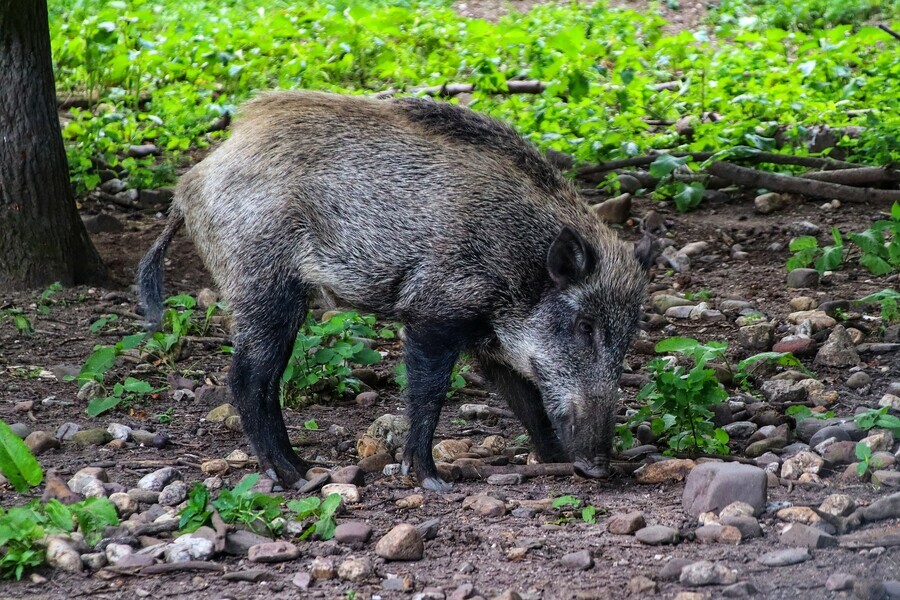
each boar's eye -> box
[575,318,594,337]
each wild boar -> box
[138,90,652,490]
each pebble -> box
[606,511,646,535]
[826,573,856,591]
[69,429,113,446]
[309,556,335,579]
[416,518,441,541]
[109,492,139,517]
[55,422,80,440]
[470,495,506,518]
[107,423,132,441]
[358,452,394,473]
[754,192,784,214]
[224,530,270,555]
[682,463,767,517]
[127,488,160,505]
[375,524,424,561]
[720,516,762,539]
[81,551,107,571]
[487,473,525,486]
[25,431,60,455]
[651,294,695,312]
[809,425,851,449]
[846,372,872,389]
[738,323,775,350]
[432,439,472,461]
[592,193,632,225]
[694,524,742,545]
[247,541,300,563]
[164,535,215,563]
[722,582,758,597]
[104,543,134,566]
[205,403,238,422]
[46,538,83,573]
[814,325,860,367]
[337,556,373,582]
[781,451,824,480]
[723,421,758,439]
[880,394,900,411]
[679,561,737,586]
[780,522,837,549]
[321,483,359,504]
[757,547,811,567]
[331,465,365,486]
[158,481,189,506]
[366,414,410,451]
[634,458,695,483]
[861,430,894,453]
[201,459,229,474]
[335,522,373,545]
[786,268,819,289]
[626,575,657,595]
[635,525,679,545]
[819,494,855,517]
[659,558,696,581]
[560,549,593,571]
[138,467,179,492]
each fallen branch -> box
[455,461,643,480]
[800,166,900,186]
[707,161,900,203]
[576,151,863,178]
[879,24,900,42]
[210,507,228,554]
[140,561,226,575]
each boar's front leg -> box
[476,353,569,463]
[400,324,464,492]
[229,278,311,488]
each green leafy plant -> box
[304,419,319,430]
[86,377,163,417]
[180,474,284,536]
[855,442,872,478]
[393,361,469,399]
[734,350,810,389]
[37,282,62,315]
[786,227,844,275]
[178,484,213,533]
[0,420,43,493]
[627,337,730,455]
[857,289,900,325]
[287,493,343,540]
[281,311,383,404]
[1,308,33,337]
[89,313,119,333]
[785,405,834,421]
[71,332,145,385]
[550,495,602,524]
[847,203,900,276]
[853,407,900,437]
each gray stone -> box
[665,305,696,319]
[682,463,767,517]
[138,467,179,492]
[659,558,696,581]
[81,551,107,571]
[846,372,871,389]
[606,511,646,535]
[55,422,80,440]
[721,516,762,539]
[873,470,900,487]
[679,561,737,586]
[755,192,784,214]
[560,549,593,571]
[724,421,758,439]
[9,423,31,438]
[757,547,811,567]
[787,268,819,289]
[415,518,441,541]
[375,524,424,561]
[334,522,373,545]
[738,323,774,351]
[331,466,365,486]
[780,523,837,549]
[25,431,60,455]
[164,535,215,562]
[760,379,808,403]
[826,573,856,591]
[107,423,132,441]
[247,541,300,563]
[46,538,82,572]
[790,221,820,236]
[337,557,373,582]
[651,294,694,312]
[158,481,189,506]
[205,403,238,422]
[487,473,525,486]
[809,425,851,449]
[635,525,679,545]
[722,582,759,597]
[225,529,271,555]
[815,325,860,367]
[879,394,900,411]
[367,414,410,451]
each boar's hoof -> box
[421,477,452,492]
[573,460,610,479]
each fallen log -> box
[800,166,900,186]
[455,461,643,481]
[706,161,900,203]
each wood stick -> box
[455,461,644,480]
[800,166,900,186]
[707,161,900,203]
[210,507,228,554]
[879,24,900,42]
[576,151,863,177]
[140,561,226,575]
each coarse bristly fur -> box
[137,90,651,490]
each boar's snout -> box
[573,456,610,479]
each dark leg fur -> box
[476,353,569,463]
[229,276,311,487]
[400,324,471,491]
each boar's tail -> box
[137,207,184,331]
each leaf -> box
[120,333,146,351]
[72,498,119,545]
[814,244,843,274]
[855,443,871,461]
[581,505,597,524]
[798,60,816,76]
[648,154,690,179]
[552,495,581,509]
[0,421,43,493]
[78,346,118,381]
[230,473,259,497]
[320,493,342,517]
[848,230,887,258]
[43,500,74,532]
[788,236,818,252]
[654,337,700,354]
[288,497,321,519]
[352,348,382,365]
[673,182,705,213]
[892,202,900,222]
[859,254,893,276]
[86,395,123,418]
[122,378,153,393]
[304,419,319,430]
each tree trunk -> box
[0,0,107,291]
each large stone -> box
[606,511,646,535]
[46,538,82,573]
[679,561,737,586]
[337,557,373,582]
[635,525,679,545]
[757,548,811,567]
[814,325,860,367]
[247,541,300,563]
[138,467,179,492]
[591,193,631,225]
[786,269,819,289]
[375,524,424,561]
[738,323,775,351]
[224,529,271,555]
[321,483,360,504]
[335,522,373,545]
[682,463,767,517]
[780,523,837,549]
[367,414,410,451]
[634,458,695,484]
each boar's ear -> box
[633,233,659,271]
[547,226,596,289]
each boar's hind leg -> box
[477,354,569,463]
[229,277,311,488]
[401,326,466,492]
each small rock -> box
[679,561,737,586]
[627,575,657,596]
[722,582,758,597]
[757,547,811,567]
[416,518,441,541]
[356,435,389,458]
[873,470,900,487]
[321,483,359,504]
[247,541,300,563]
[780,522,837,549]
[826,573,856,591]
[820,494,855,517]
[224,529,271,556]
[292,572,312,590]
[487,473,524,486]
[720,516,762,539]
[659,558,696,581]
[738,323,775,351]
[367,414,410,451]
[607,511,646,535]
[205,403,238,422]
[331,466,364,486]
[651,294,695,312]
[138,467,180,492]
[46,538,83,572]
[309,556,335,579]
[107,423,132,441]
[470,495,506,518]
[375,524,424,561]
[358,452,393,473]
[880,394,900,411]
[104,543,134,566]
[201,459,229,475]
[814,325,860,367]
[776,506,826,527]
[164,535,215,562]
[25,431,60,455]
[823,441,858,465]
[69,429,113,446]
[224,415,242,432]
[432,439,472,461]
[682,463,767,517]
[781,451,824,480]
[755,192,784,214]
[860,430,893,453]
[723,421,758,439]
[334,522,372,545]
[760,379,808,404]
[355,390,379,407]
[634,458,695,483]
[695,524,742,545]
[158,481,189,506]
[787,268,819,289]
[337,556,372,582]
[592,193,632,225]
[847,372,872,389]
[109,492,139,517]
[55,422,81,440]
[635,525,679,545]
[719,501,756,519]
[560,549,593,571]
[81,551,107,571]
[128,143,159,158]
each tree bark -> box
[0,0,107,291]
